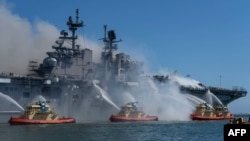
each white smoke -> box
[171,75,204,89]
[135,77,195,121]
[0,2,102,74]
[0,3,57,73]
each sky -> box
[0,0,250,113]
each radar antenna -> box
[102,25,122,53]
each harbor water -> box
[0,118,241,141]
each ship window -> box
[23,92,30,98]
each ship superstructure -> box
[0,9,89,106]
[0,9,144,120]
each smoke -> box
[132,77,195,121]
[0,4,55,73]
[0,3,103,74]
[78,36,103,63]
[85,73,198,121]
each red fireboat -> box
[190,103,234,120]
[9,101,75,125]
[109,102,158,122]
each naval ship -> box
[0,9,144,119]
[0,10,247,119]
[152,75,247,106]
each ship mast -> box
[41,9,85,77]
[102,25,121,55]
[59,9,84,51]
[102,25,122,81]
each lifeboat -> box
[191,103,234,120]
[109,102,158,122]
[9,101,75,125]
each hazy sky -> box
[1,0,250,113]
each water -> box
[185,94,214,109]
[0,119,232,141]
[93,82,120,110]
[0,92,24,111]
[205,90,223,106]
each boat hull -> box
[8,117,75,125]
[109,115,158,122]
[191,114,234,120]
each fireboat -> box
[8,101,75,125]
[109,102,158,122]
[190,103,234,120]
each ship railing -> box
[56,74,82,81]
[232,86,247,92]
[0,72,27,78]
[0,72,44,80]
[208,86,247,92]
[180,86,207,91]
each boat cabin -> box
[117,102,146,118]
[23,101,57,120]
[193,103,215,116]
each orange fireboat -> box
[109,102,158,122]
[191,103,234,120]
[9,101,75,125]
